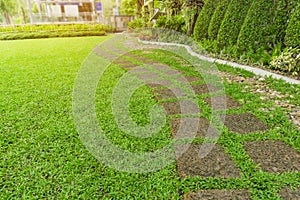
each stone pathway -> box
[94,34,300,199]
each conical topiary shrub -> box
[217,0,252,49]
[207,0,230,40]
[285,2,300,47]
[194,0,221,41]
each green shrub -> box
[0,31,106,40]
[269,47,300,75]
[128,18,146,30]
[207,0,230,40]
[285,2,300,47]
[155,15,186,32]
[236,0,274,53]
[194,0,220,41]
[217,0,252,49]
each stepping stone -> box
[94,48,118,61]
[176,144,241,178]
[279,187,300,200]
[145,80,172,88]
[183,76,202,83]
[204,96,242,110]
[191,84,219,95]
[184,189,251,200]
[129,68,151,74]
[161,100,201,116]
[243,140,300,173]
[163,69,183,76]
[136,73,161,80]
[148,64,170,71]
[171,117,219,138]
[153,88,186,100]
[224,113,269,134]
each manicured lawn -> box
[1,36,299,199]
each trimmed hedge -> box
[285,2,300,47]
[0,24,114,33]
[207,0,230,40]
[217,0,252,48]
[0,31,106,40]
[194,0,220,41]
[236,0,274,53]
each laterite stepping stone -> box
[224,113,269,134]
[136,73,161,80]
[153,88,186,100]
[243,140,300,173]
[163,69,183,76]
[204,96,242,110]
[191,84,219,95]
[161,100,201,116]
[279,187,300,199]
[145,80,172,88]
[176,144,241,178]
[171,117,218,138]
[184,189,251,200]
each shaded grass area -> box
[1,38,299,199]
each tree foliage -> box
[0,0,17,24]
[121,0,136,15]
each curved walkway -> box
[139,39,300,85]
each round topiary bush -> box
[285,2,300,47]
[207,0,230,40]
[217,0,252,49]
[193,0,220,41]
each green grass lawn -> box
[0,37,299,199]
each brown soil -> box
[176,144,241,178]
[204,96,242,110]
[279,187,300,200]
[224,113,269,134]
[184,190,251,200]
[243,140,300,173]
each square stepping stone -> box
[279,187,300,200]
[176,76,202,84]
[176,144,241,178]
[204,96,242,110]
[191,84,219,95]
[184,190,251,200]
[163,69,183,76]
[153,88,186,100]
[224,113,269,134]
[243,140,300,173]
[136,73,161,80]
[171,117,218,138]
[145,80,172,88]
[129,68,150,74]
[161,100,202,116]
[148,64,170,71]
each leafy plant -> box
[269,47,300,76]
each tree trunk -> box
[21,6,27,23]
[187,9,200,36]
[136,0,143,17]
[4,13,11,24]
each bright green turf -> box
[1,37,299,199]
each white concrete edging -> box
[138,39,300,85]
